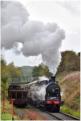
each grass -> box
[1,112,12,120]
[1,99,19,120]
[60,105,80,118]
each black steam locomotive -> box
[8,76,63,111]
[45,76,61,111]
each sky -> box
[1,0,80,67]
[19,0,80,51]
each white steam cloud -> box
[1,1,65,75]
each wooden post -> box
[2,98,5,113]
[11,98,15,118]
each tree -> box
[57,51,80,74]
[32,64,52,78]
[7,63,21,82]
[1,58,9,98]
[1,58,22,98]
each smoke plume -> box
[1,1,65,75]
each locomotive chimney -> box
[51,76,56,81]
[49,76,56,83]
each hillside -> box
[56,51,80,117]
[19,66,33,77]
[60,72,80,110]
[59,71,80,112]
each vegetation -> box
[1,58,21,120]
[1,99,19,120]
[1,59,9,99]
[32,64,52,78]
[1,113,12,120]
[60,72,80,108]
[61,105,80,118]
[57,51,80,74]
[8,62,21,80]
[1,50,80,119]
[1,58,21,98]
[19,66,33,77]
[19,66,33,82]
[56,51,80,118]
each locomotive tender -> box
[8,76,63,111]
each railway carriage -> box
[8,84,28,106]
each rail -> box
[48,112,80,120]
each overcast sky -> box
[2,0,80,67]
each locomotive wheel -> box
[50,105,60,112]
[55,105,60,112]
[45,104,52,111]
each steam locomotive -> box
[8,76,63,111]
[25,76,62,112]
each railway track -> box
[14,105,80,120]
[37,105,80,120]
[48,111,80,120]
